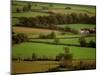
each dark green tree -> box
[79,37,87,47]
[32,53,37,60]
[54,39,60,45]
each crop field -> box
[12,59,95,74]
[12,61,60,74]
[13,27,60,35]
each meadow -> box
[12,42,96,59]
[57,24,96,30]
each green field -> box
[57,24,96,30]
[12,1,96,25]
[12,42,96,59]
[29,36,96,45]
[12,1,96,73]
[12,1,96,15]
[12,12,49,18]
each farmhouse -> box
[79,28,96,36]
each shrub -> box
[79,37,87,47]
[54,39,60,44]
[12,33,28,44]
[48,32,56,39]
[88,40,96,48]
[65,26,71,31]
[65,7,71,10]
[32,53,37,60]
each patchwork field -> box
[12,0,96,74]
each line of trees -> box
[12,32,28,44]
[79,37,96,48]
[15,13,96,29]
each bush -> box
[56,53,65,61]
[12,33,28,44]
[39,32,56,39]
[54,39,60,44]
[48,32,56,39]
[65,26,71,31]
[79,37,87,47]
[32,53,37,60]
[65,7,71,10]
[39,34,47,39]
[88,40,96,48]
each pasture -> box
[12,42,96,59]
[57,24,96,31]
[29,37,96,45]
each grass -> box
[12,18,19,25]
[12,0,96,16]
[29,36,96,45]
[12,42,96,59]
[57,24,96,30]
[12,12,49,18]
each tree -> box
[12,33,28,44]
[79,37,87,47]
[56,53,65,61]
[16,8,21,13]
[54,39,59,45]
[48,32,56,39]
[49,4,53,7]
[65,26,71,31]
[88,40,96,48]
[65,7,71,10]
[32,53,37,60]
[27,3,32,11]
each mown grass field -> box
[12,42,96,59]
[29,37,96,45]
